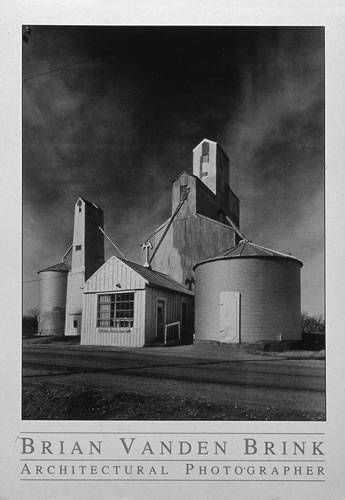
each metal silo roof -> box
[193,239,303,270]
[38,262,70,274]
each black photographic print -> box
[22,26,325,422]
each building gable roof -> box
[77,197,102,210]
[171,170,194,183]
[192,138,217,151]
[84,255,193,295]
[121,259,194,295]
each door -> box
[71,314,81,335]
[181,300,187,342]
[219,292,240,342]
[156,299,166,342]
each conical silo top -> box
[38,262,70,274]
[193,239,303,270]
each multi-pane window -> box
[97,293,134,328]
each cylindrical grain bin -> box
[193,240,303,344]
[38,262,70,336]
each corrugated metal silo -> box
[38,262,70,336]
[193,240,303,343]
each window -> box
[76,245,82,251]
[73,320,78,328]
[202,141,209,155]
[180,185,188,201]
[97,293,134,328]
[200,141,210,178]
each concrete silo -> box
[38,262,70,336]
[193,240,303,344]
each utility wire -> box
[23,56,96,82]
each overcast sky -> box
[22,26,324,316]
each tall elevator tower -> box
[149,139,240,286]
[64,197,104,336]
[192,138,239,226]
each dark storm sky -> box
[22,26,324,315]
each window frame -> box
[180,184,188,201]
[97,292,135,328]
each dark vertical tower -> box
[64,198,104,336]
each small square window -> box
[76,245,82,251]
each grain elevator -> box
[37,138,303,346]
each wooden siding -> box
[151,214,236,286]
[84,256,146,293]
[195,258,301,343]
[81,289,146,347]
[172,173,197,219]
[81,256,194,347]
[145,287,194,345]
[81,257,147,347]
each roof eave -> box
[193,254,303,271]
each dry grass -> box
[22,380,325,421]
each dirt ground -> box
[22,338,326,421]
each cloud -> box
[22,27,324,316]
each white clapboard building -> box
[81,256,194,347]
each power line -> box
[23,56,95,82]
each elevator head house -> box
[149,138,241,287]
[81,256,194,347]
